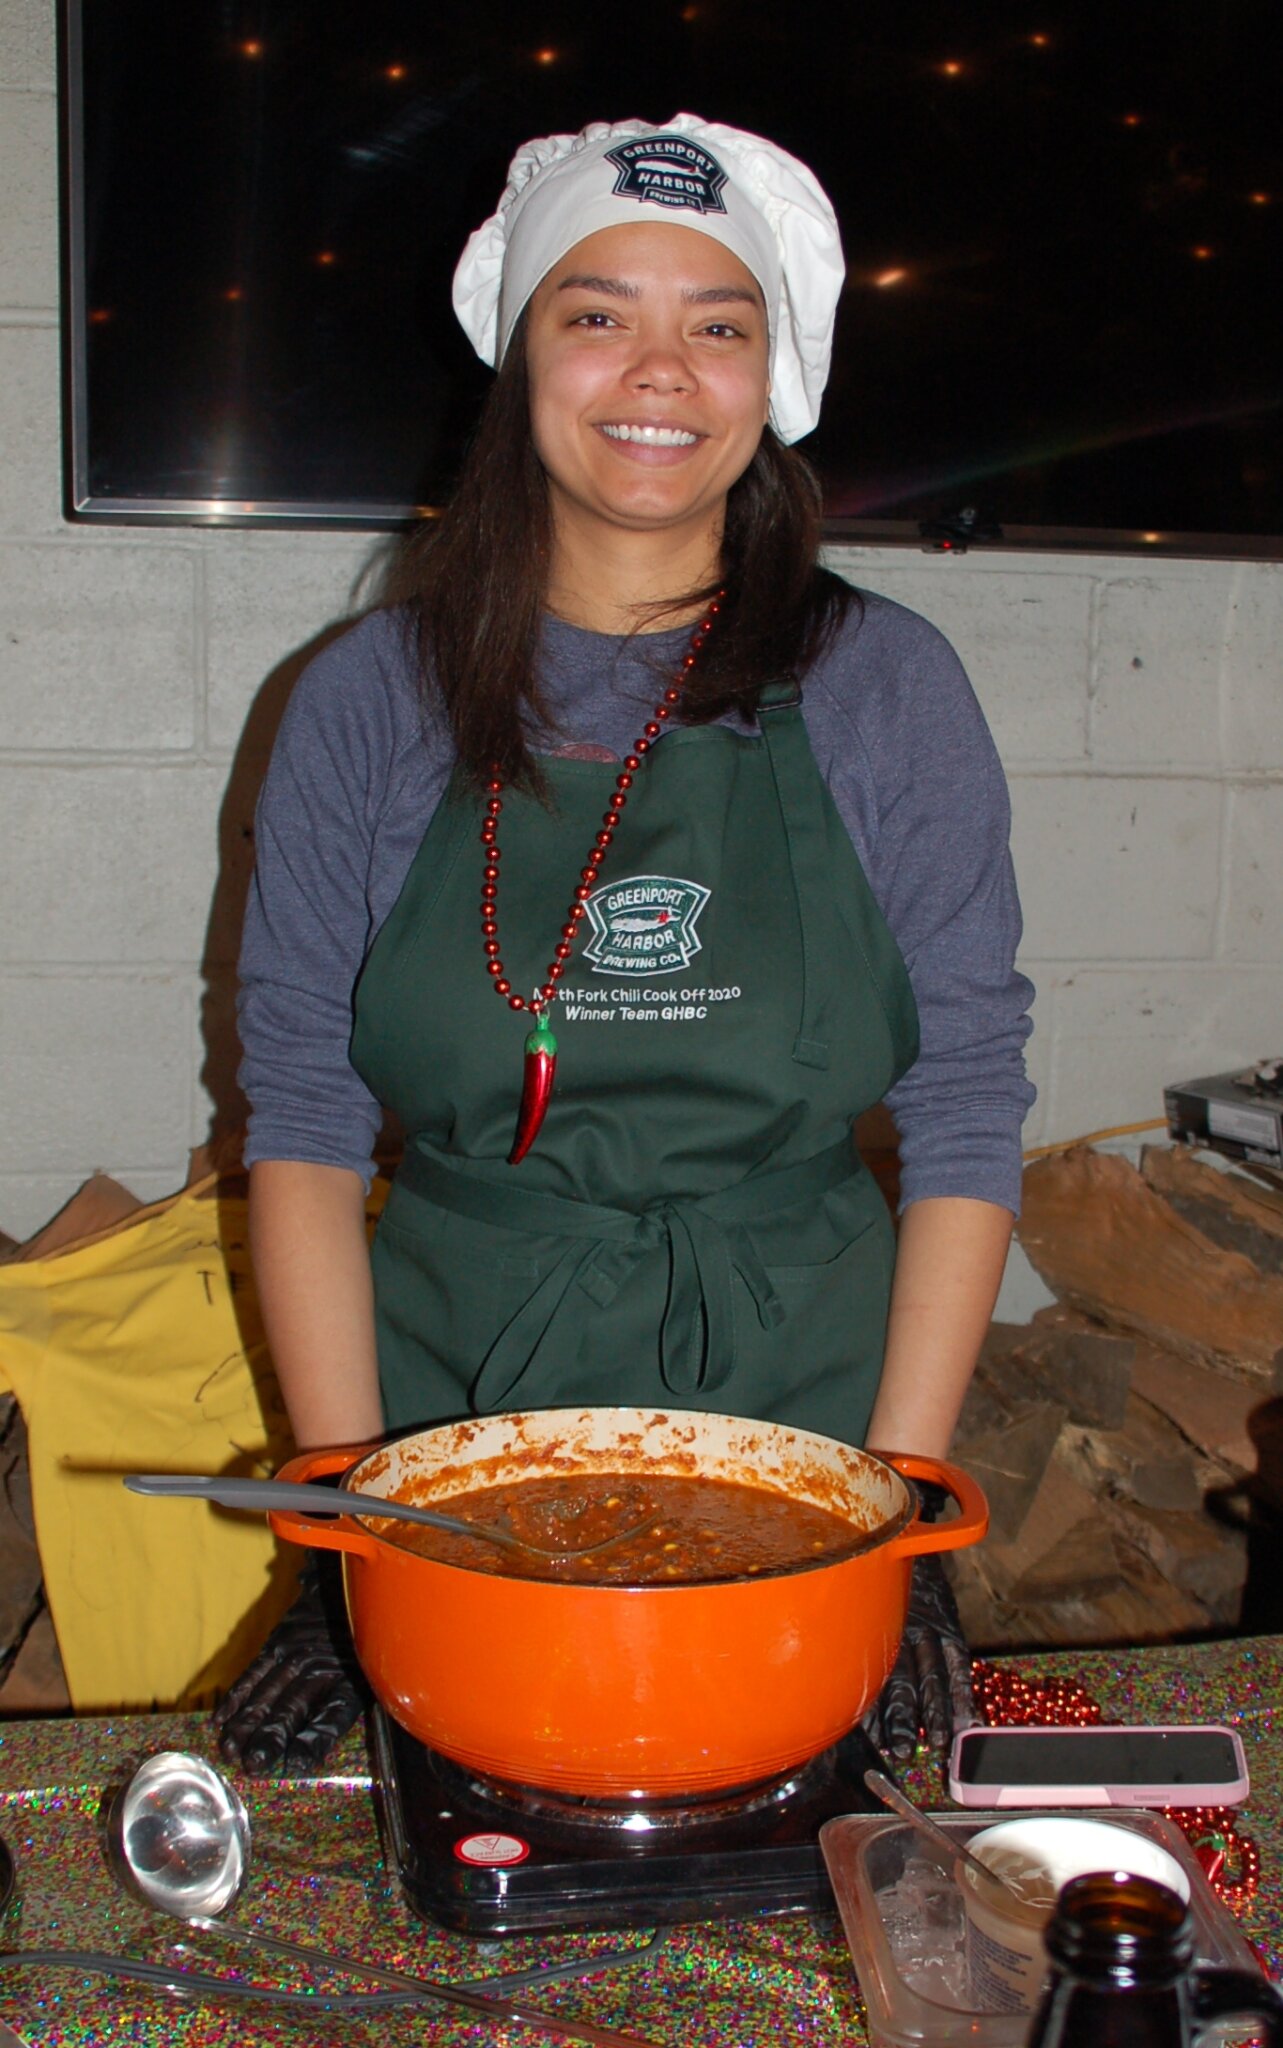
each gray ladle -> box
[125,1471,651,1561]
[103,1751,661,2048]
[863,1767,1029,1914]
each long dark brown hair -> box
[382,312,856,792]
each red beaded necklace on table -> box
[973,1661,1260,1908]
[481,592,726,1165]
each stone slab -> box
[1106,1499,1248,1623]
[0,763,228,964]
[0,976,193,1171]
[1221,562,1283,771]
[946,1526,1212,1650]
[1038,966,1283,1145]
[0,541,199,747]
[835,560,1092,763]
[1223,785,1283,966]
[204,538,374,751]
[1128,1342,1264,1472]
[1056,1393,1209,1512]
[1008,1515,1124,1603]
[1008,776,1221,963]
[1091,573,1232,768]
[0,0,55,89]
[0,321,61,533]
[0,88,56,307]
[1019,1145,1283,1381]
[987,1325,1134,1431]
[951,1400,1067,1543]
[968,1454,1104,1598]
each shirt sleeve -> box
[810,593,1035,1215]
[237,612,415,1186]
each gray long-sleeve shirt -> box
[238,590,1036,1210]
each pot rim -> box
[333,1406,922,1588]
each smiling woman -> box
[399,115,849,794]
[227,111,1032,1777]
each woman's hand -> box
[863,1195,1012,1757]
[865,1195,1013,1458]
[214,1162,383,1766]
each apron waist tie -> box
[395,1137,863,1408]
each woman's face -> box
[524,222,771,548]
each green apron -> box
[350,682,919,1445]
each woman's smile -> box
[596,418,706,460]
[599,422,702,447]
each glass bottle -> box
[1026,1873,1283,2048]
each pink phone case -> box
[946,1723,1250,1807]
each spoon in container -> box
[103,1751,662,2048]
[125,1472,652,1562]
[863,1768,1028,1913]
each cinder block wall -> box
[3,0,1282,1267]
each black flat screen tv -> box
[62,0,1283,553]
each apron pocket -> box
[746,1169,886,1276]
[377,1186,543,1277]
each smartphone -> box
[947,1724,1250,1807]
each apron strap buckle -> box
[756,674,802,715]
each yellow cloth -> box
[0,1172,386,1711]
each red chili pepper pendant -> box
[508,1014,558,1166]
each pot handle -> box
[879,1453,989,1559]
[266,1444,385,1561]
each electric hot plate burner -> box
[373,1709,886,1936]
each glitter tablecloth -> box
[1,1637,1279,2046]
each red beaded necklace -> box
[483,591,725,1164]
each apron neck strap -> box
[756,675,830,1071]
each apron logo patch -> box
[604,135,729,216]
[582,874,711,976]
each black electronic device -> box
[373,1709,885,1937]
[1165,1059,1283,1170]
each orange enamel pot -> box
[269,1406,987,1799]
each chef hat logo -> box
[603,135,729,216]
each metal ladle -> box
[125,1471,652,1562]
[102,1751,662,2047]
[0,1808,398,2014]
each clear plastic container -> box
[820,1808,1266,2048]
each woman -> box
[219,114,1034,1770]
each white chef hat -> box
[452,112,844,445]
